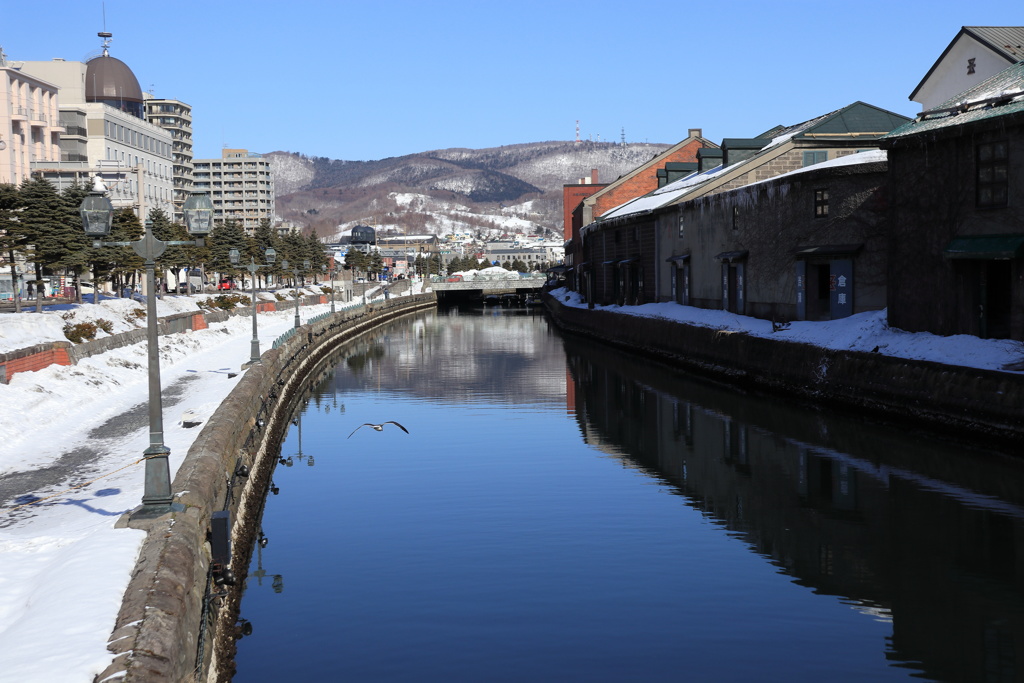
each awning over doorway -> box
[715,250,748,263]
[791,244,863,258]
[943,234,1024,260]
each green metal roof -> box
[800,102,913,138]
[887,62,1024,140]
[943,234,1024,259]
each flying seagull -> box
[348,421,409,438]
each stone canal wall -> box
[544,294,1024,444]
[94,294,437,683]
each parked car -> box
[218,278,236,291]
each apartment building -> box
[192,149,275,233]
[145,97,193,222]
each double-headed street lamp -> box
[280,258,310,328]
[229,247,277,366]
[81,183,213,518]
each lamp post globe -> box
[182,192,214,238]
[80,178,114,304]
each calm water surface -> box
[234,306,1024,682]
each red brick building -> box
[561,169,606,241]
[582,129,717,223]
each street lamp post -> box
[230,247,277,366]
[81,185,213,518]
[321,263,337,314]
[280,259,310,328]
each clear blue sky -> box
[4,1,1022,161]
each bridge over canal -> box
[428,275,547,303]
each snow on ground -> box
[1,283,1021,681]
[550,287,1024,373]
[0,284,405,682]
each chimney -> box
[591,168,599,184]
[688,129,702,139]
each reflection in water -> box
[235,307,1024,683]
[563,332,1024,683]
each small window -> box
[678,213,685,238]
[977,141,1008,208]
[814,189,829,218]
[803,151,827,167]
[732,206,739,231]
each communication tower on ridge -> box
[575,120,580,143]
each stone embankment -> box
[544,294,1024,444]
[93,293,437,683]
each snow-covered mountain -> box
[267,140,670,240]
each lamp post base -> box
[120,501,185,529]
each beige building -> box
[0,49,63,186]
[12,39,174,218]
[193,149,275,232]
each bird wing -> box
[348,423,371,438]
[384,421,409,434]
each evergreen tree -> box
[250,219,279,287]
[150,208,184,294]
[105,209,144,295]
[345,246,368,275]
[17,177,64,299]
[0,184,27,310]
[207,220,250,278]
[277,230,308,284]
[305,228,327,272]
[56,183,94,301]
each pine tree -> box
[305,228,327,272]
[250,219,279,287]
[17,177,64,302]
[107,209,144,295]
[0,184,27,310]
[207,220,251,278]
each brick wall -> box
[0,343,72,383]
[563,184,607,240]
[594,140,709,218]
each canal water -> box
[234,306,1024,682]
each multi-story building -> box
[12,37,174,218]
[145,97,193,222]
[0,49,63,185]
[192,149,275,233]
